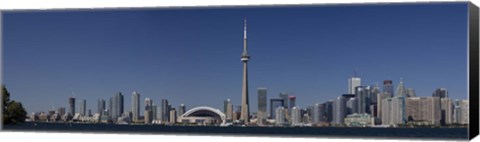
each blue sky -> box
[3,2,469,114]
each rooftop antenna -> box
[353,68,359,77]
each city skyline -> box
[3,3,469,114]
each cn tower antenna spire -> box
[244,18,247,39]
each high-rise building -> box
[453,100,468,124]
[79,99,86,116]
[132,91,140,122]
[144,98,153,124]
[152,104,158,120]
[383,80,394,97]
[57,107,66,116]
[156,105,162,121]
[223,99,229,114]
[226,99,233,121]
[305,105,313,123]
[395,79,407,97]
[275,106,285,126]
[405,97,441,125]
[279,93,289,110]
[257,88,267,125]
[161,99,170,122]
[170,109,177,124]
[432,88,448,98]
[377,92,391,122]
[240,18,251,123]
[440,98,453,125]
[178,104,186,117]
[381,96,405,126]
[111,92,124,122]
[291,106,301,126]
[312,103,325,124]
[370,84,380,104]
[108,97,113,118]
[348,71,361,94]
[346,97,357,115]
[325,100,334,123]
[333,96,347,125]
[68,97,75,116]
[406,88,416,97]
[97,99,105,116]
[270,98,284,119]
[355,86,371,114]
[432,88,449,125]
[144,110,152,124]
[289,96,296,111]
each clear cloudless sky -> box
[3,2,469,114]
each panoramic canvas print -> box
[1,2,477,140]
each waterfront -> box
[2,122,468,140]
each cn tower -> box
[240,18,250,123]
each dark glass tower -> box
[68,97,75,116]
[270,98,284,119]
[258,88,267,113]
[383,80,394,97]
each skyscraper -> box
[395,78,407,97]
[289,95,296,111]
[223,99,229,114]
[68,97,75,116]
[381,96,405,126]
[291,106,301,126]
[312,103,323,124]
[111,92,124,122]
[161,99,170,122]
[240,18,250,123]
[109,97,113,117]
[57,107,66,116]
[405,97,441,125]
[377,92,391,122]
[346,97,358,115]
[169,109,177,124]
[152,104,158,121]
[257,88,267,125]
[79,99,86,116]
[406,88,416,97]
[97,99,105,116]
[440,98,453,125]
[178,104,186,117]
[226,99,233,121]
[275,106,285,126]
[156,105,162,121]
[383,80,394,97]
[132,91,140,122]
[325,100,334,123]
[279,93,289,109]
[355,86,371,114]
[333,96,347,125]
[370,83,380,104]
[432,88,448,125]
[348,70,361,94]
[270,98,284,119]
[144,98,153,124]
[432,88,448,98]
[453,100,469,124]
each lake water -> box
[2,122,468,140]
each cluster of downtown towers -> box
[29,19,469,127]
